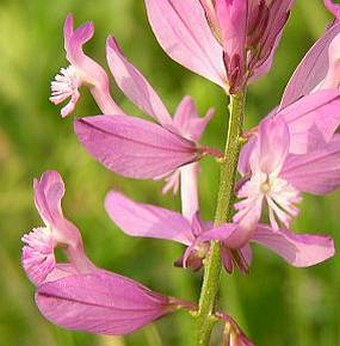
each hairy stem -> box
[194,92,246,345]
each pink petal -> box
[144,0,226,87]
[198,0,220,37]
[215,0,247,52]
[105,191,195,246]
[179,163,200,222]
[248,1,291,83]
[64,15,94,63]
[256,117,290,174]
[36,269,175,335]
[63,14,74,44]
[106,36,173,128]
[249,31,281,82]
[238,137,256,176]
[281,22,340,108]
[74,115,199,179]
[161,169,180,194]
[44,264,79,283]
[278,89,340,153]
[173,96,214,141]
[192,223,238,243]
[248,0,294,79]
[215,0,247,92]
[282,135,340,194]
[34,170,65,228]
[252,225,335,267]
[318,33,340,90]
[233,191,264,247]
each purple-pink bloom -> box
[235,116,340,242]
[50,14,123,117]
[74,36,216,187]
[22,171,193,335]
[145,0,295,93]
[22,170,94,285]
[105,191,334,272]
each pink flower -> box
[22,171,193,335]
[74,36,217,200]
[50,14,123,117]
[105,190,334,273]
[235,116,340,244]
[145,0,295,93]
[22,170,94,285]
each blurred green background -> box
[0,0,339,345]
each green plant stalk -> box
[194,91,246,346]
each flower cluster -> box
[22,1,340,345]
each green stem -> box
[194,92,246,346]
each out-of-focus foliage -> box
[0,1,338,345]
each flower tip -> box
[64,14,75,40]
[104,190,120,212]
[70,20,95,48]
[65,13,74,25]
[106,35,122,54]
